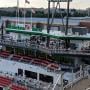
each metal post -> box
[1,22,4,40]
[24,2,26,27]
[61,73,64,90]
[46,0,50,47]
[37,73,40,88]
[37,73,39,81]
[80,65,82,78]
[31,9,32,30]
[65,0,70,49]
[65,0,70,35]
[47,1,50,34]
[71,68,73,90]
[17,0,19,26]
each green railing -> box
[7,24,25,30]
[7,24,43,32]
[32,27,42,32]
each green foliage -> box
[0,9,87,18]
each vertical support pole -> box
[71,68,73,89]
[24,3,26,28]
[23,70,25,78]
[1,22,4,40]
[47,0,50,34]
[31,9,32,30]
[17,0,19,26]
[80,65,82,78]
[61,73,64,90]
[47,0,50,47]
[37,73,40,88]
[37,73,39,81]
[65,0,70,49]
[65,0,70,35]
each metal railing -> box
[64,65,89,89]
[0,39,90,56]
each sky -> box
[0,0,90,9]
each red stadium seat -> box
[0,76,12,87]
[11,84,28,90]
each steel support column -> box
[47,0,51,47]
[65,0,70,49]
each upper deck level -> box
[0,17,90,56]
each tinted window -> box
[39,74,53,83]
[25,70,37,79]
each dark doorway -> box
[25,70,37,79]
[18,69,23,76]
[39,74,53,83]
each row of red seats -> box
[0,76,28,90]
[0,76,12,87]
[22,56,60,70]
[11,84,28,90]
[11,55,33,62]
[32,59,50,67]
[11,55,22,61]
[22,56,32,62]
[48,63,59,70]
[50,63,59,69]
[17,55,59,70]
[0,51,10,58]
[32,59,59,70]
[0,51,50,64]
[1,51,10,54]
[0,51,59,70]
[0,76,12,82]
[39,57,53,62]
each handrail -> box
[0,39,90,55]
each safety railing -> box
[0,39,90,56]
